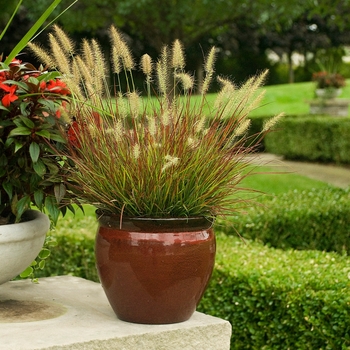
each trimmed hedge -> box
[218,187,350,254]
[262,115,350,164]
[36,230,350,349]
[198,234,350,349]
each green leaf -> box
[35,130,51,139]
[0,105,9,112]
[49,133,66,143]
[15,195,31,222]
[29,142,40,163]
[34,190,44,210]
[38,248,51,260]
[37,71,61,81]
[0,154,7,167]
[45,196,60,225]
[8,126,31,137]
[54,184,66,204]
[14,141,24,153]
[20,102,30,117]
[33,159,46,177]
[38,98,56,111]
[20,116,35,129]
[19,266,33,278]
[2,181,13,199]
[38,260,46,270]
[27,76,39,85]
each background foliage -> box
[2,0,350,84]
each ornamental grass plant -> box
[29,25,283,220]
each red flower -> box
[46,79,70,95]
[92,111,102,129]
[67,121,81,148]
[55,101,67,119]
[0,84,18,107]
[0,71,8,83]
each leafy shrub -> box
[34,233,98,282]
[263,116,350,164]
[219,187,350,254]
[198,234,350,349]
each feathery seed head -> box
[187,137,199,149]
[147,116,157,137]
[161,109,170,126]
[121,43,134,70]
[48,33,71,74]
[116,93,128,119]
[175,73,194,91]
[53,24,75,55]
[82,39,95,69]
[113,119,124,141]
[172,39,185,70]
[161,155,180,172]
[233,119,251,137]
[204,46,217,74]
[111,46,121,74]
[128,91,141,118]
[262,112,284,132]
[201,46,217,95]
[195,116,207,134]
[109,25,134,70]
[27,42,56,69]
[133,143,140,160]
[141,54,153,76]
[157,60,168,96]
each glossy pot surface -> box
[95,215,216,324]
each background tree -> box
[2,0,350,85]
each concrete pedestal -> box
[0,276,231,350]
[308,98,350,117]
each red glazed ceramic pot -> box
[95,214,216,324]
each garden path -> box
[247,153,350,189]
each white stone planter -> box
[0,210,50,285]
[315,88,342,99]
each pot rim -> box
[0,210,50,241]
[96,210,215,231]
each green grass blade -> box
[31,0,78,42]
[0,0,23,41]
[4,0,62,65]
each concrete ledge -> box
[0,276,231,350]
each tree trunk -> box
[287,52,294,84]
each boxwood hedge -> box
[198,234,350,349]
[252,115,350,164]
[219,187,350,254]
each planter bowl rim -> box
[0,210,50,242]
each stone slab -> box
[0,276,232,350]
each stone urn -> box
[0,210,50,285]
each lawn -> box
[203,79,350,117]
[241,165,331,195]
